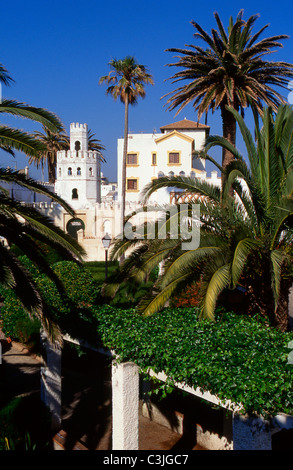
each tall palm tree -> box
[87,128,106,158]
[0,168,85,342]
[109,105,293,332]
[0,63,63,158]
[0,62,85,342]
[29,127,70,184]
[164,10,293,173]
[30,127,105,184]
[99,56,154,232]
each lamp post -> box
[102,232,112,281]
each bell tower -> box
[55,123,101,208]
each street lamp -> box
[102,232,112,281]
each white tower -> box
[55,123,101,209]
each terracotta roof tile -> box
[160,119,210,132]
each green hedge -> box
[0,396,52,450]
[1,257,293,418]
[0,259,101,348]
[92,305,293,418]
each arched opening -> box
[103,219,112,236]
[75,141,81,152]
[77,167,81,176]
[89,167,93,176]
[68,167,72,176]
[66,217,85,240]
[72,188,78,199]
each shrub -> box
[170,281,201,308]
[0,260,101,347]
[92,305,293,418]
[0,395,52,450]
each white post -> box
[40,331,62,431]
[232,413,272,450]
[112,361,140,450]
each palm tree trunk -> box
[48,156,56,184]
[246,271,291,332]
[120,94,129,261]
[221,104,237,171]
[274,277,292,332]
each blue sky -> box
[1,0,293,182]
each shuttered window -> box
[168,152,180,164]
[127,153,138,165]
[127,179,138,190]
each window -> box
[152,153,157,166]
[126,153,138,165]
[77,167,81,176]
[168,152,180,164]
[58,168,61,177]
[127,178,138,191]
[75,141,81,151]
[72,188,78,199]
[68,167,72,176]
[89,167,93,176]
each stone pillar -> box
[40,331,62,431]
[112,361,140,450]
[232,413,272,450]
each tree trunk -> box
[246,271,291,332]
[48,155,56,184]
[220,104,237,189]
[120,94,129,262]
[274,277,292,332]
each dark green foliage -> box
[0,260,101,348]
[0,395,52,450]
[84,261,119,285]
[93,305,293,418]
[0,287,28,339]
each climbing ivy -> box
[92,305,293,418]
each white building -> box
[55,123,101,209]
[7,120,221,261]
[117,118,211,205]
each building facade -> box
[55,122,101,209]
[6,120,221,261]
[117,119,211,205]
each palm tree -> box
[164,10,293,174]
[99,56,154,232]
[87,128,106,157]
[0,62,85,341]
[0,168,85,342]
[109,105,293,332]
[0,63,63,158]
[29,127,70,184]
[29,127,105,184]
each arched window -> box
[103,219,111,236]
[77,167,81,176]
[58,168,61,177]
[68,167,72,176]
[179,171,185,177]
[75,141,81,151]
[72,188,78,199]
[89,167,93,176]
[168,171,174,177]
[158,171,164,178]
